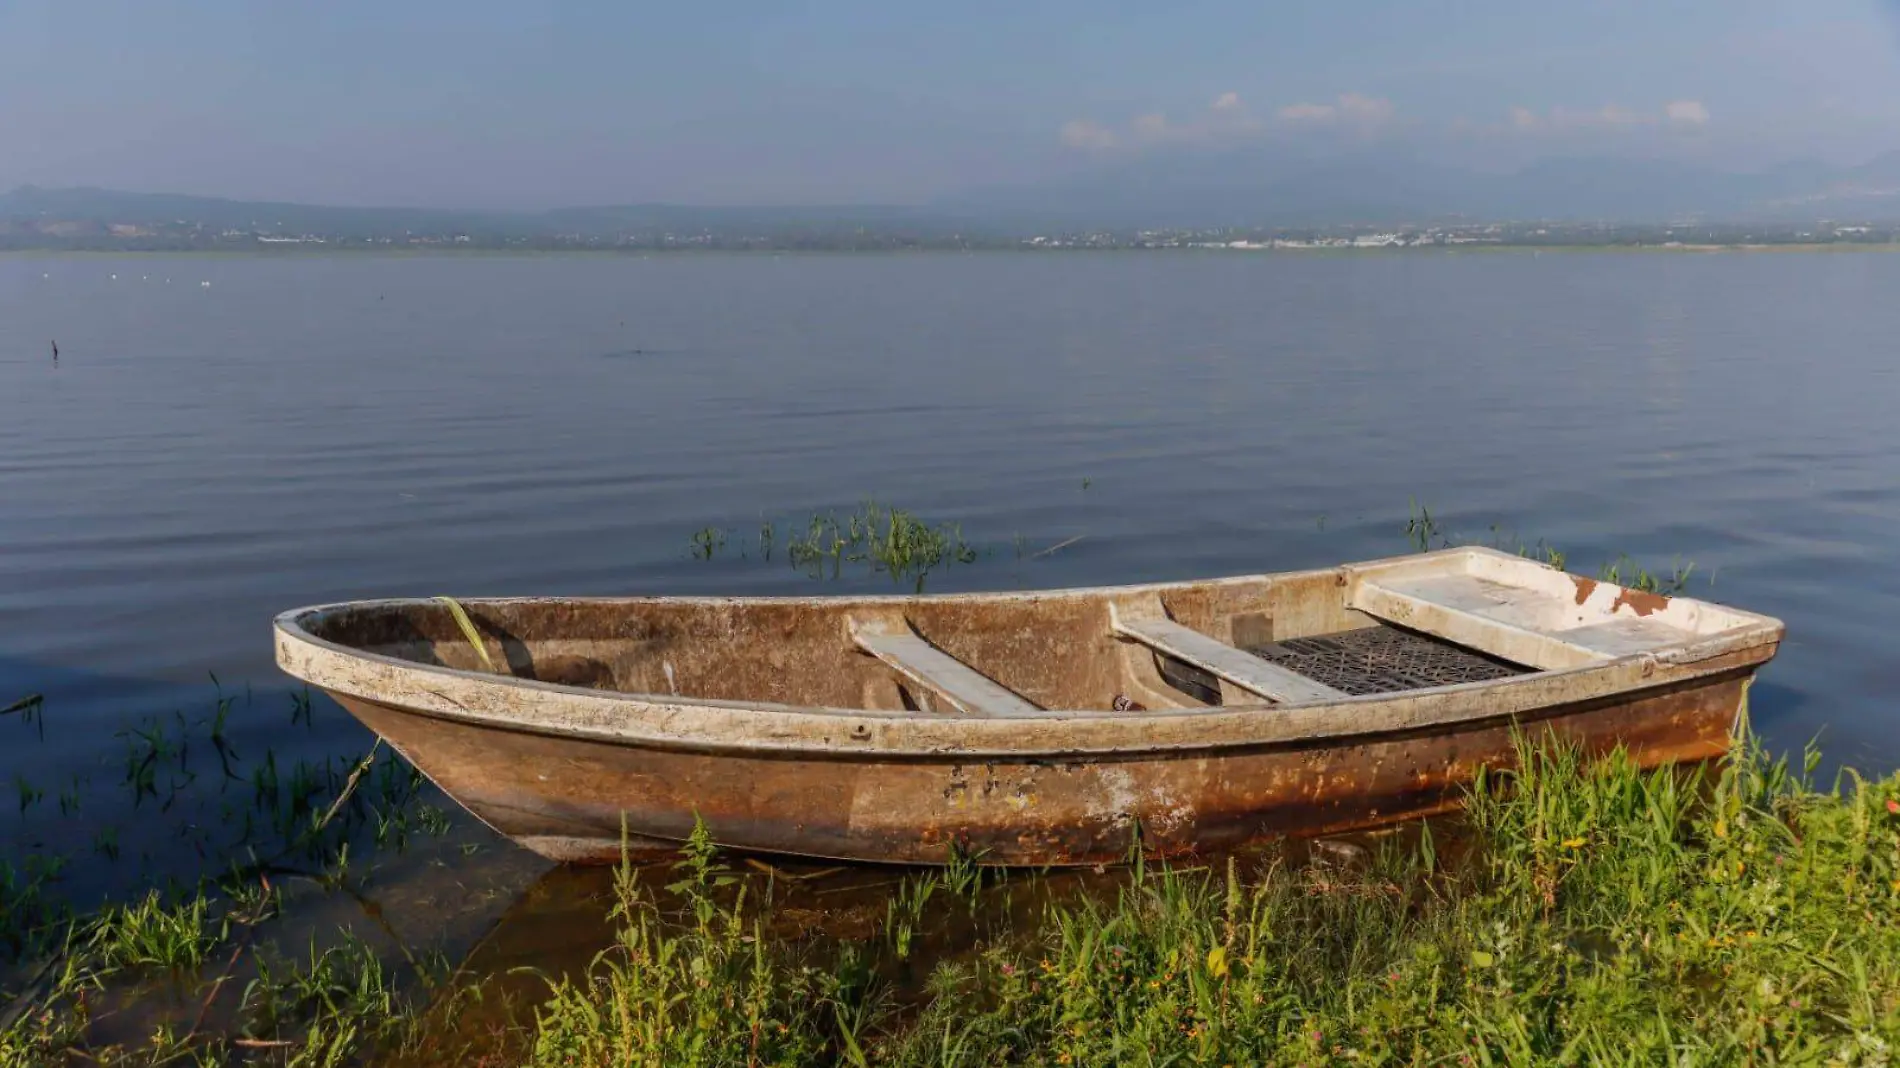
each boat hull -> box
[277,548,1785,866]
[334,667,1754,866]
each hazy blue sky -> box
[3,0,1899,206]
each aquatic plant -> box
[242,932,398,1050]
[884,871,940,961]
[89,889,220,973]
[1405,498,1444,552]
[689,526,727,561]
[780,501,978,591]
[1599,553,1697,596]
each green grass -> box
[8,680,1899,1064]
[89,889,221,973]
[518,731,1900,1066]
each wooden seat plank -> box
[851,627,1042,717]
[1111,613,1345,705]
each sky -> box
[2,0,1899,207]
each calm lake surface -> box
[3,249,1897,841]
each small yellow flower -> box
[1562,837,1586,849]
[1206,946,1230,978]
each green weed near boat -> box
[527,730,1900,1066]
[6,693,1900,1063]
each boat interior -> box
[292,548,1777,716]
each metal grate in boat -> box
[1244,625,1529,696]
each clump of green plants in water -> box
[520,728,1900,1065]
[691,501,1098,585]
[88,889,221,973]
[1599,552,1698,595]
[689,526,727,561]
[778,501,979,591]
[0,688,463,1066]
[1405,497,1444,552]
[885,871,940,962]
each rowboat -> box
[272,547,1783,867]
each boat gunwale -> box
[272,551,1784,761]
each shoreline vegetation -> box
[8,709,1900,1065]
[7,510,1894,1064]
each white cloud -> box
[1069,92,1267,149]
[1338,93,1396,125]
[1276,101,1338,123]
[1275,93,1394,129]
[1059,119,1119,151]
[1131,112,1174,139]
[1060,91,1394,152]
[1504,100,1711,134]
[1665,99,1711,125]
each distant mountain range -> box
[947,149,1900,227]
[4,150,1899,240]
[0,185,981,241]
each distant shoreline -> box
[6,242,1900,257]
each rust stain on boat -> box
[1612,587,1671,617]
[273,546,1783,867]
[1571,576,1598,605]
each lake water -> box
[2,249,1897,837]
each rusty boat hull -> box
[273,548,1783,866]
